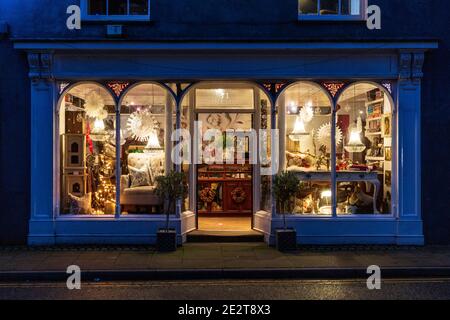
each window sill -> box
[82,16,153,25]
[298,14,366,23]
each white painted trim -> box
[298,0,368,21]
[80,0,151,22]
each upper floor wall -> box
[0,0,447,41]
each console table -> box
[288,170,381,214]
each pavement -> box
[1,243,450,281]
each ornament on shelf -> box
[315,122,343,151]
[127,108,160,142]
[84,91,107,119]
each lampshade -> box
[344,116,366,153]
[344,129,366,153]
[145,130,163,152]
[289,115,309,141]
[90,119,108,142]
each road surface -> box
[1,278,450,300]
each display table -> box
[288,170,381,214]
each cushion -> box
[123,185,156,195]
[128,165,151,188]
[68,192,92,215]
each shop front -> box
[16,41,433,245]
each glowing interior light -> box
[344,116,366,153]
[288,101,298,114]
[321,190,332,199]
[92,119,105,133]
[344,130,366,153]
[145,130,162,151]
[289,115,309,141]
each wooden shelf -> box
[366,156,385,161]
[365,98,384,106]
[365,131,382,136]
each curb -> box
[1,267,450,282]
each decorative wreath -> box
[231,187,247,204]
[199,187,216,203]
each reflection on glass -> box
[109,0,127,15]
[320,0,339,15]
[88,0,107,15]
[130,0,149,15]
[299,0,318,14]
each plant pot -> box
[156,229,177,252]
[275,229,297,252]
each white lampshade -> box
[344,129,366,153]
[289,115,309,141]
[145,130,163,151]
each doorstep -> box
[186,230,264,243]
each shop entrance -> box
[196,112,254,232]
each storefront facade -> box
[14,41,435,245]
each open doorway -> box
[196,112,253,232]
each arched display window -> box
[336,82,395,215]
[119,83,176,215]
[277,81,334,215]
[58,83,116,215]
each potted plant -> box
[273,171,300,252]
[154,170,187,252]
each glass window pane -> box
[351,0,361,15]
[88,0,107,15]
[336,83,393,215]
[130,0,148,15]
[320,0,339,15]
[60,84,116,215]
[195,84,254,109]
[108,0,127,15]
[299,0,318,14]
[341,0,350,15]
[120,84,171,215]
[281,82,333,216]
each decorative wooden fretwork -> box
[59,82,71,95]
[107,82,130,97]
[262,82,287,94]
[322,82,345,98]
[381,82,392,94]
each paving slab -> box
[1,244,450,281]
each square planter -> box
[156,229,177,252]
[276,229,297,252]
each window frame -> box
[81,0,151,22]
[298,0,368,21]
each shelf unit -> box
[364,89,392,212]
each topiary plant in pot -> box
[273,171,300,252]
[154,170,188,252]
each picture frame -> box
[385,147,392,161]
[382,114,392,137]
[385,170,392,185]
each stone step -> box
[187,230,264,243]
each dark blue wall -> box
[0,0,449,244]
[0,39,30,244]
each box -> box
[65,111,85,134]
